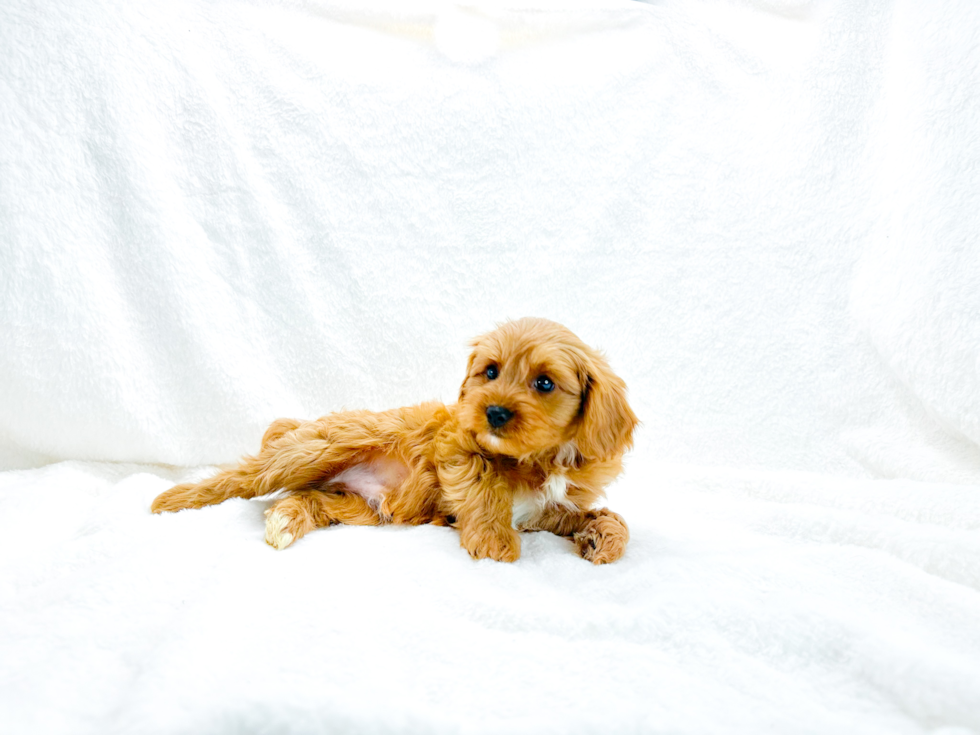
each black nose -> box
[486,405,514,429]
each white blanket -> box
[1,0,979,732]
[2,460,978,733]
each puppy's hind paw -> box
[151,483,202,513]
[264,509,297,550]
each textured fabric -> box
[1,459,978,734]
[1,0,979,732]
[2,0,978,480]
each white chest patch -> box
[511,470,575,528]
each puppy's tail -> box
[261,418,303,449]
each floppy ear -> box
[575,352,638,461]
[458,343,478,401]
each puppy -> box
[151,318,637,564]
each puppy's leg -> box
[439,459,521,562]
[264,489,380,550]
[151,422,367,514]
[518,507,629,565]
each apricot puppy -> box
[152,318,637,563]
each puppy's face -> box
[458,318,637,461]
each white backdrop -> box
[2,0,978,481]
[2,1,979,733]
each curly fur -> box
[151,318,638,564]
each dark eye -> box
[534,376,555,393]
[485,365,499,380]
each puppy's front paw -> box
[574,509,629,565]
[462,525,521,562]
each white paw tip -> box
[265,511,294,550]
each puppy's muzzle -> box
[485,405,514,429]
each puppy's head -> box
[458,318,637,461]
